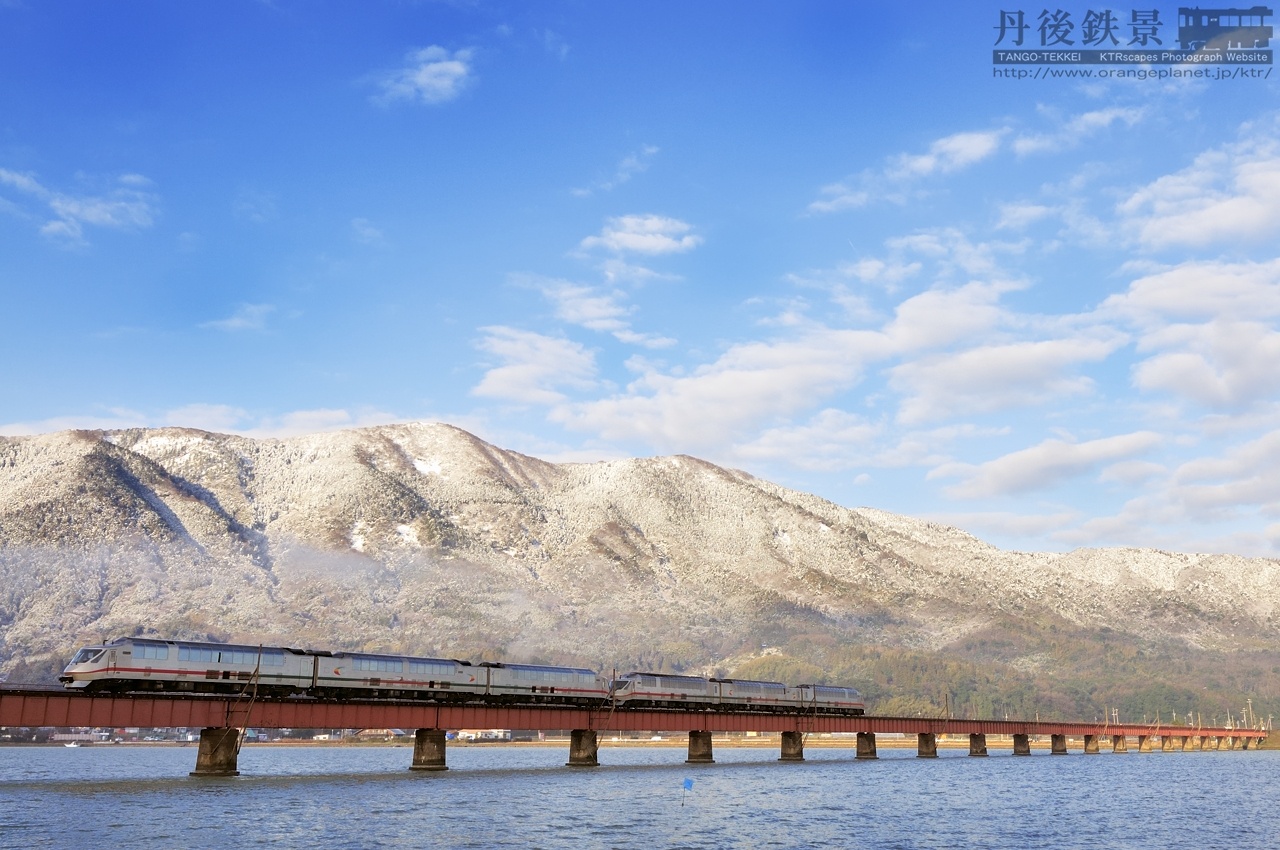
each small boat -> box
[64,741,84,748]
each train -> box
[58,636,865,715]
[1177,7,1273,50]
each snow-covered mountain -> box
[2,422,1277,715]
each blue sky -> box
[3,1,1280,556]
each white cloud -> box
[162,404,250,433]
[1171,429,1280,513]
[201,304,275,332]
[550,329,886,450]
[809,129,1006,213]
[233,188,279,224]
[1012,107,1145,156]
[541,29,569,60]
[1103,260,1280,411]
[1132,321,1280,410]
[1117,122,1280,250]
[733,409,881,470]
[808,181,872,213]
[1098,460,1166,486]
[890,336,1123,425]
[1056,430,1280,552]
[572,145,659,197]
[0,168,158,243]
[888,130,1006,178]
[375,46,474,106]
[351,217,385,245]
[835,257,923,286]
[597,258,678,285]
[810,108,1136,216]
[934,510,1081,541]
[882,279,1022,352]
[931,431,1163,499]
[0,409,148,436]
[1102,259,1280,324]
[579,214,702,255]
[472,327,598,405]
[996,202,1054,230]
[532,277,675,349]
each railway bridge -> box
[0,687,1269,776]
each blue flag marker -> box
[683,778,694,791]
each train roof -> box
[482,662,597,675]
[106,637,305,655]
[332,651,472,665]
[619,671,712,683]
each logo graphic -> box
[992,5,1274,73]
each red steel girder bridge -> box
[2,687,1269,775]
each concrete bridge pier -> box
[1161,736,1175,753]
[686,730,715,764]
[1012,734,1031,756]
[1050,734,1068,755]
[856,731,878,759]
[1112,735,1128,753]
[916,732,938,758]
[968,733,988,756]
[566,729,599,766]
[779,730,805,762]
[1138,735,1152,753]
[1083,734,1099,754]
[190,727,240,777]
[1177,736,1189,752]
[409,728,448,771]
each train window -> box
[354,657,403,673]
[136,644,169,660]
[178,647,218,663]
[409,660,454,676]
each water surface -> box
[2,743,1276,849]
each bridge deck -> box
[0,688,1268,740]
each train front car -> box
[611,672,718,708]
[59,640,118,689]
[59,637,313,695]
[795,684,865,716]
[483,663,612,706]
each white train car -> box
[714,678,794,710]
[313,651,484,699]
[482,662,613,705]
[611,672,719,708]
[58,637,313,695]
[796,684,865,715]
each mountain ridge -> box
[2,421,1276,718]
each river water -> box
[1,742,1277,849]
